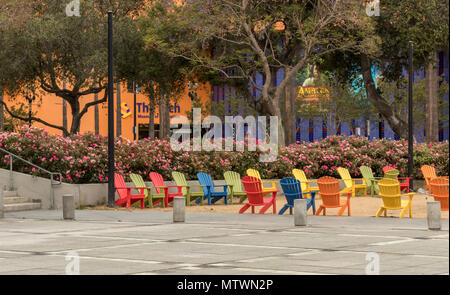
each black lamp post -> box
[107,11,115,207]
[25,88,36,127]
[133,81,138,141]
[408,41,414,190]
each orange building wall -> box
[3,82,211,139]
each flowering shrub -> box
[0,127,448,184]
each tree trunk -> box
[148,82,156,140]
[425,54,439,143]
[159,93,170,139]
[0,85,4,132]
[283,67,296,145]
[360,54,409,139]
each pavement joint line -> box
[231,267,335,275]
[47,241,164,254]
[44,253,165,265]
[369,238,417,246]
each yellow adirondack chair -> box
[337,167,367,197]
[246,169,277,193]
[376,178,415,218]
[292,169,318,198]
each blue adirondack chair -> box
[279,177,317,215]
[196,172,229,205]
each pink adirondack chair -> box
[239,176,277,214]
[149,172,183,208]
[114,173,146,209]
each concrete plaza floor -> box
[0,210,448,275]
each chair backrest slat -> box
[114,173,128,200]
[378,178,402,208]
[337,167,352,188]
[130,173,148,198]
[224,171,244,194]
[172,171,188,195]
[292,169,309,192]
[197,172,215,194]
[359,166,374,187]
[317,176,341,206]
[241,176,264,205]
[149,172,165,194]
[280,177,303,206]
[247,169,262,180]
[421,165,437,188]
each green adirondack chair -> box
[130,173,165,208]
[171,171,206,205]
[224,171,247,204]
[359,166,381,196]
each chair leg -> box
[278,205,289,215]
[315,206,323,216]
[409,204,412,218]
[323,208,326,216]
[239,204,250,214]
[375,207,384,217]
[337,205,347,216]
[251,206,255,214]
[399,207,407,218]
[260,203,272,214]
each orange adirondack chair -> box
[239,176,277,214]
[114,173,146,209]
[315,176,352,216]
[149,172,183,208]
[430,177,449,211]
[420,165,449,191]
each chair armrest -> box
[401,192,415,200]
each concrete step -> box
[2,191,18,198]
[3,197,27,204]
[3,202,41,212]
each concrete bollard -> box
[294,199,308,226]
[63,194,75,220]
[0,189,4,219]
[427,201,441,230]
[173,197,186,223]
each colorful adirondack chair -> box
[383,169,411,193]
[430,177,449,211]
[114,173,146,209]
[149,172,183,208]
[196,172,228,205]
[130,173,165,208]
[171,171,207,206]
[240,176,277,214]
[420,165,449,191]
[376,178,415,218]
[315,176,351,216]
[359,166,381,196]
[292,169,318,196]
[279,177,316,215]
[224,171,247,204]
[246,169,277,193]
[337,167,367,196]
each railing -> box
[0,147,62,209]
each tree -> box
[144,0,374,146]
[321,0,449,140]
[115,6,190,140]
[0,0,144,136]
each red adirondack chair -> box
[239,176,277,214]
[149,172,183,208]
[114,173,146,209]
